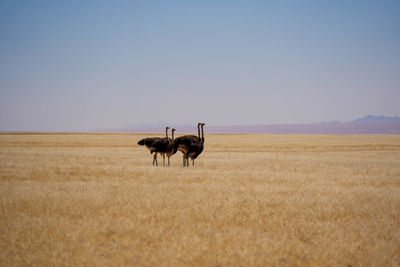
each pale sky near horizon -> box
[1,0,399,131]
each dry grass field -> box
[0,132,399,266]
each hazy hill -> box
[352,115,400,123]
[108,115,400,134]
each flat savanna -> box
[0,133,399,266]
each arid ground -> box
[1,133,399,266]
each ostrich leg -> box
[153,153,158,166]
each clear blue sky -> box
[1,0,399,131]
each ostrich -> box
[150,127,174,166]
[186,123,205,166]
[164,128,178,166]
[137,137,161,165]
[137,127,168,166]
[173,123,201,166]
[173,122,205,166]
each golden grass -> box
[1,133,399,266]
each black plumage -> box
[174,122,205,166]
[149,127,178,166]
[137,137,161,149]
[165,128,178,165]
[186,123,205,166]
[137,127,170,166]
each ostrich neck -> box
[172,130,175,141]
[201,125,204,142]
[165,128,168,139]
[197,124,201,139]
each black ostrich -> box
[137,127,167,166]
[164,128,178,166]
[173,122,205,166]
[150,127,175,166]
[186,123,205,166]
[173,122,201,166]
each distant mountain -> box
[353,115,400,123]
[101,122,197,133]
[205,121,400,134]
[104,115,400,134]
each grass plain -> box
[0,132,399,266]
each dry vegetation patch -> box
[1,133,399,266]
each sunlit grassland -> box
[1,133,399,266]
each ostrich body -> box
[137,137,161,149]
[164,128,178,166]
[137,127,170,166]
[186,123,205,166]
[137,137,162,165]
[174,123,205,166]
[173,123,201,166]
[150,127,174,166]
